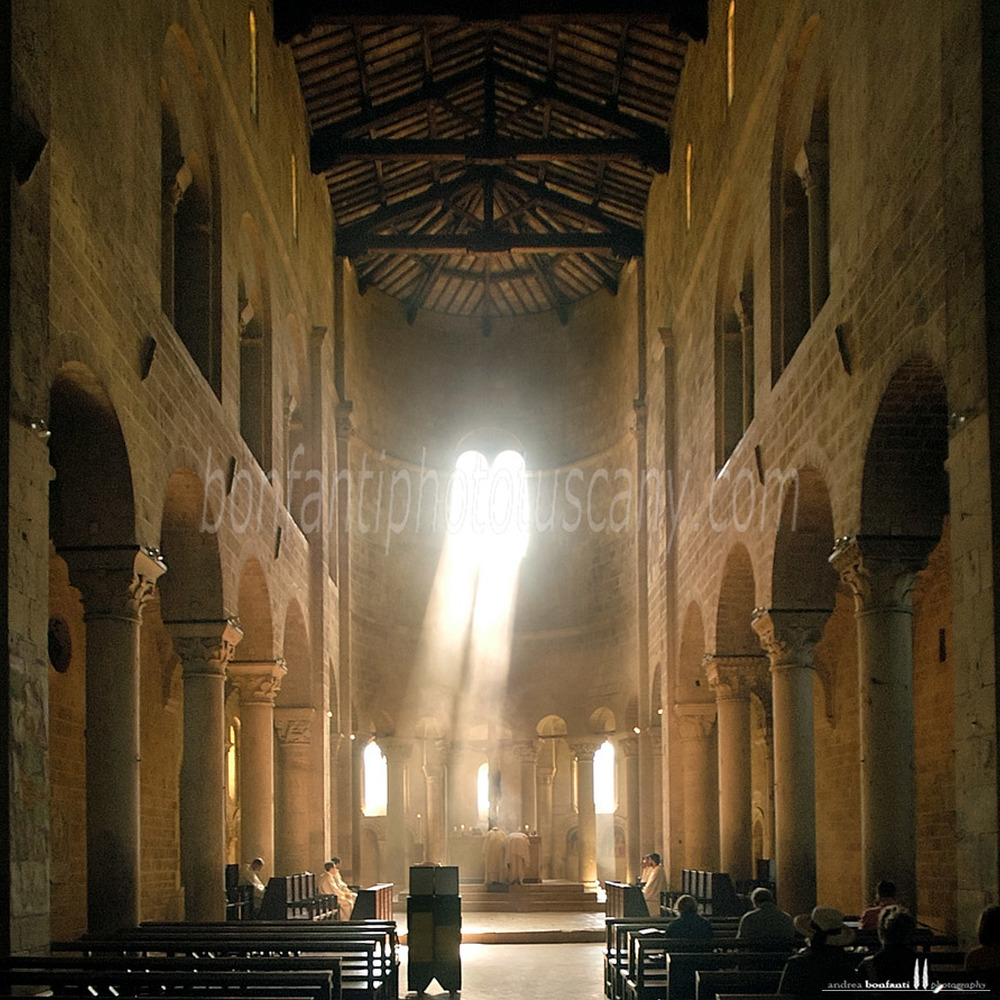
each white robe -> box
[505,831,530,884]
[483,827,508,884]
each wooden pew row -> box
[0,967,336,1000]
[694,969,781,1000]
[606,881,650,918]
[52,926,395,1000]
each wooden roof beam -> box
[336,229,643,257]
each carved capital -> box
[568,740,603,762]
[674,702,716,740]
[423,738,450,778]
[335,401,355,439]
[512,740,539,764]
[380,736,413,764]
[618,736,639,759]
[167,618,243,678]
[274,707,315,747]
[703,653,767,701]
[228,659,286,704]
[829,535,934,613]
[61,545,167,623]
[751,608,828,671]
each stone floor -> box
[394,908,607,999]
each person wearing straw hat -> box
[778,905,858,997]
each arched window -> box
[477,761,490,825]
[594,740,616,814]
[363,741,387,817]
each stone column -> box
[423,739,448,864]
[830,536,934,910]
[61,545,166,932]
[570,741,602,887]
[350,735,364,879]
[649,727,664,852]
[620,737,641,882]
[705,654,766,883]
[168,617,243,921]
[752,608,827,917]
[794,138,830,320]
[674,703,718,869]
[382,738,412,892]
[513,741,539,831]
[274,708,316,875]
[536,758,556,879]
[227,659,286,866]
[638,727,658,855]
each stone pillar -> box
[638,728,657,856]
[674,703,718,869]
[705,654,766,883]
[62,545,166,932]
[536,758,556,879]
[570,741,602,887]
[513,741,539,831]
[382,738,412,892]
[168,618,243,921]
[794,139,830,320]
[274,708,316,875]
[752,608,827,917]
[350,735,364,879]
[649,727,664,852]
[830,536,934,910]
[620,737,640,881]
[228,659,286,865]
[423,740,448,864]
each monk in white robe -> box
[506,830,530,884]
[483,826,508,885]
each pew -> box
[52,921,397,1000]
[227,862,256,920]
[0,965,337,1000]
[259,872,339,921]
[679,870,748,918]
[351,883,394,921]
[607,880,652,918]
[694,968,782,1000]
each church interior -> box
[5,0,1000,965]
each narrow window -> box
[727,1,735,105]
[594,740,616,814]
[249,9,258,118]
[477,762,490,825]
[362,741,387,817]
[290,153,298,241]
[685,142,693,231]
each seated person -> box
[640,851,669,917]
[329,855,357,919]
[737,886,795,941]
[318,860,338,896]
[860,879,899,931]
[238,857,267,912]
[856,905,917,984]
[779,906,857,997]
[966,905,1000,989]
[663,893,712,939]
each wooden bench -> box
[665,950,790,1000]
[0,965,337,1000]
[351,883,394,921]
[53,923,396,1000]
[694,968,782,1000]
[259,873,339,921]
[607,881,651,918]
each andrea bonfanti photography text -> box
[199,446,802,554]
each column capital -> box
[335,401,355,439]
[674,702,716,740]
[751,608,828,670]
[167,618,243,677]
[274,707,315,746]
[618,736,639,758]
[512,740,539,764]
[703,653,768,701]
[60,544,166,623]
[379,736,413,763]
[568,740,604,761]
[829,535,936,612]
[423,738,450,777]
[228,659,287,704]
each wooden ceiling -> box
[277,3,706,322]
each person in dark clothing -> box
[778,906,858,998]
[856,905,917,984]
[663,893,713,939]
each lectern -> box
[406,865,461,995]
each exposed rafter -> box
[337,230,642,257]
